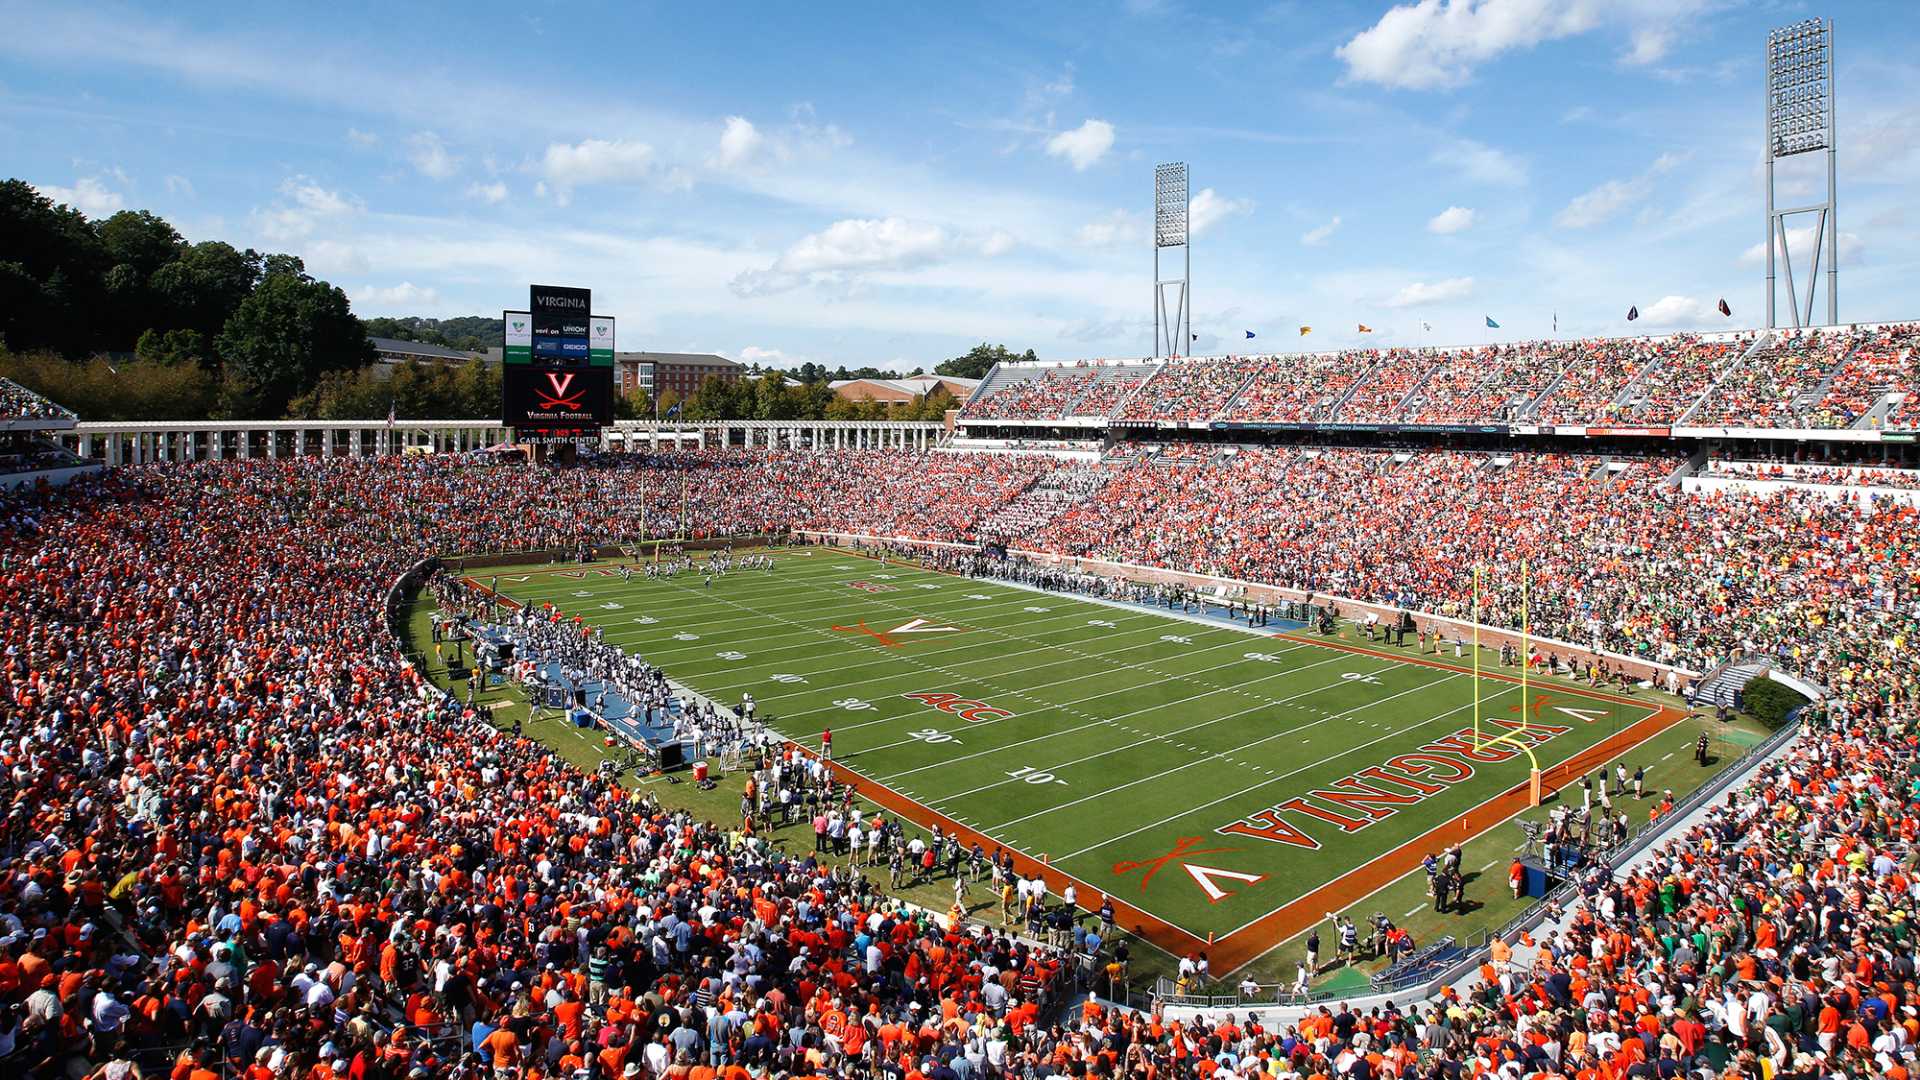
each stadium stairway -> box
[1323,353,1389,421]
[962,363,1030,410]
[1694,653,1773,710]
[1212,361,1269,420]
[1516,368,1568,421]
[1676,331,1774,426]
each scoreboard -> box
[502,284,615,430]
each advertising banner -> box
[503,311,532,364]
[589,316,615,367]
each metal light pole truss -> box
[1153,162,1191,358]
[1764,18,1838,329]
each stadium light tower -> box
[1764,18,1838,329]
[1153,162,1191,357]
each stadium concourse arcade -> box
[2,320,1920,1080]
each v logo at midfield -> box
[831,617,964,648]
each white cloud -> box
[1076,210,1140,249]
[1427,205,1476,234]
[540,138,655,204]
[1300,215,1342,246]
[1740,226,1863,267]
[282,176,353,215]
[354,282,441,308]
[163,174,194,197]
[1335,0,1712,91]
[33,175,125,217]
[976,230,1017,257]
[731,216,950,296]
[1045,119,1115,171]
[406,131,459,180]
[1555,153,1680,229]
[713,116,764,169]
[255,175,357,242]
[1429,138,1527,186]
[1387,276,1475,307]
[1188,188,1252,236]
[737,345,807,368]
[1634,295,1713,328]
[465,180,508,205]
[346,127,379,147]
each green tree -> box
[937,343,1034,380]
[0,348,215,421]
[134,327,208,367]
[215,271,374,418]
[683,374,748,420]
[150,241,263,346]
[97,210,184,278]
[911,385,957,420]
[0,180,109,353]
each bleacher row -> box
[958,323,1920,430]
[0,376,77,422]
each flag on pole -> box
[1484,316,1500,329]
[1244,330,1256,339]
[1298,326,1312,336]
[1191,333,1198,342]
[386,400,396,428]
[1421,321,1432,332]
[1626,305,1639,322]
[1552,311,1558,333]
[1357,324,1374,333]
[1718,298,1732,317]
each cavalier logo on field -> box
[832,617,965,648]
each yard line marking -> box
[1660,751,1674,760]
[636,574,1384,735]
[1404,904,1426,918]
[1478,859,1497,872]
[872,660,1371,781]
[985,673,1475,834]
[1047,676,1507,858]
[791,638,1365,746]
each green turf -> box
[481,547,1690,962]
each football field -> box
[480,547,1682,970]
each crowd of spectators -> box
[958,369,1099,421]
[11,438,1920,1079]
[0,378,77,422]
[1403,343,1570,424]
[1063,372,1149,419]
[0,457,1093,1080]
[1531,338,1676,426]
[1031,445,1920,682]
[965,325,1920,432]
[1690,329,1860,429]
[1116,357,1256,424]
[1226,353,1379,425]
[1704,458,1920,492]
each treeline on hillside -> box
[656,371,956,423]
[0,179,374,419]
[0,178,1032,422]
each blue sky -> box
[4,0,1916,368]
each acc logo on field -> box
[904,690,1014,723]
